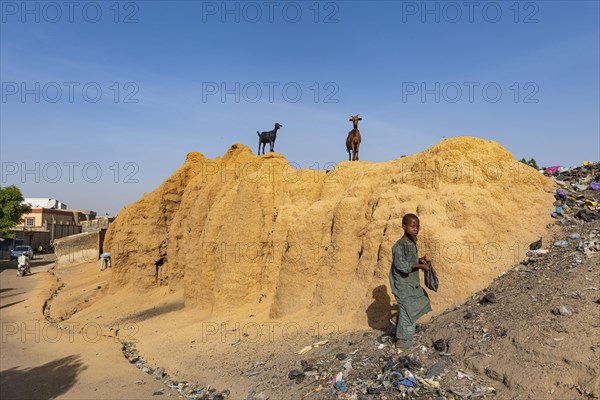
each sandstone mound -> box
[104,137,554,329]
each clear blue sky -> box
[1,0,599,215]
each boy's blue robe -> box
[389,236,432,322]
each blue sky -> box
[1,0,599,215]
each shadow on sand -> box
[125,302,185,322]
[365,285,396,334]
[0,355,87,400]
[0,299,26,310]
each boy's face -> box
[403,218,420,238]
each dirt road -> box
[0,256,167,400]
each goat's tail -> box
[257,131,260,136]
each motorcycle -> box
[17,256,30,277]
[17,263,28,277]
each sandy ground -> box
[0,255,167,400]
[1,218,598,399]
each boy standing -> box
[389,213,432,348]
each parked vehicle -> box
[10,245,34,261]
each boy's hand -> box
[419,263,430,272]
[419,256,428,264]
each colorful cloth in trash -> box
[545,166,560,174]
[397,375,417,388]
[556,189,568,198]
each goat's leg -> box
[355,145,359,161]
[258,141,261,155]
[270,140,274,152]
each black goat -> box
[257,123,283,155]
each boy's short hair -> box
[402,213,419,225]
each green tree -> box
[527,158,539,170]
[0,186,32,237]
[519,157,540,170]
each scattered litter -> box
[424,362,445,379]
[433,339,449,352]
[333,372,346,391]
[529,238,543,250]
[296,345,313,355]
[480,292,497,304]
[552,305,573,317]
[229,339,241,346]
[396,371,417,388]
[418,378,440,388]
[527,249,549,257]
[295,340,328,355]
[300,360,314,372]
[288,369,305,383]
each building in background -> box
[24,198,67,210]
[10,198,103,251]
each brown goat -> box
[346,115,362,161]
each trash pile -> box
[266,331,498,399]
[121,342,230,400]
[43,283,66,323]
[546,162,600,222]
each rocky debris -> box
[529,237,543,250]
[287,369,305,384]
[433,339,450,352]
[480,292,497,304]
[555,305,573,317]
[121,342,230,400]
[300,360,314,372]
[577,230,600,256]
[43,283,66,323]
